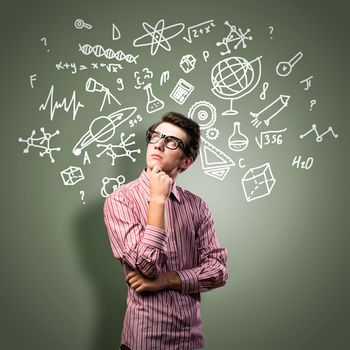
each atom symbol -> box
[133,19,185,56]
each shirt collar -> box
[139,169,181,203]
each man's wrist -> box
[164,272,181,291]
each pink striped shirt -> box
[104,170,228,350]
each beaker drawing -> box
[228,122,249,151]
[144,83,164,114]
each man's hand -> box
[126,271,181,293]
[149,166,172,201]
[126,271,167,293]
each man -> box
[104,112,228,350]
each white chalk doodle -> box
[216,21,252,55]
[250,94,290,128]
[180,54,197,73]
[79,43,139,64]
[85,77,121,112]
[116,78,124,91]
[144,83,164,113]
[292,155,314,169]
[79,191,86,204]
[205,127,219,141]
[56,62,123,74]
[200,136,235,181]
[40,37,50,52]
[112,23,121,40]
[183,19,216,44]
[228,122,249,152]
[96,133,141,165]
[160,70,170,86]
[133,19,185,56]
[255,128,287,149]
[300,75,314,91]
[101,175,126,198]
[128,114,143,128]
[19,128,61,163]
[74,19,92,30]
[202,50,210,62]
[60,166,85,186]
[170,78,194,105]
[39,85,84,121]
[211,56,262,116]
[309,99,316,111]
[30,74,37,88]
[299,124,338,142]
[276,51,303,77]
[242,163,276,202]
[188,101,217,130]
[83,151,91,165]
[268,26,274,39]
[259,82,269,100]
[134,68,153,89]
[72,107,138,156]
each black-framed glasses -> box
[146,130,186,151]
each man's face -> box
[146,122,192,177]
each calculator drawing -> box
[170,78,194,105]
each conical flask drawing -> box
[228,122,249,151]
[144,83,164,114]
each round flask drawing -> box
[228,122,249,151]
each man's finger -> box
[151,165,162,174]
[125,271,137,282]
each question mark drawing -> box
[309,99,317,111]
[40,37,50,52]
[79,190,86,204]
[268,26,274,39]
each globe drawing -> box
[211,56,262,115]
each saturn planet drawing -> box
[72,106,137,156]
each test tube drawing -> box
[276,51,303,77]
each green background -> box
[1,0,349,349]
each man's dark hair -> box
[147,111,201,162]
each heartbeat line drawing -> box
[300,124,338,142]
[39,85,85,121]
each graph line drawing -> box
[39,85,84,121]
[299,124,338,142]
[133,19,185,56]
[96,133,141,165]
[18,128,61,163]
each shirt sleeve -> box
[176,199,228,294]
[103,188,168,278]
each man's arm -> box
[104,167,173,279]
[127,199,228,294]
